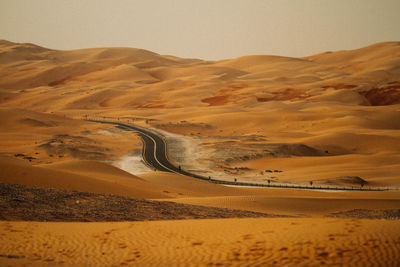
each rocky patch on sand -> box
[0,182,286,222]
[315,176,368,187]
[328,209,400,220]
[38,134,108,160]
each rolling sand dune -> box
[138,172,247,197]
[2,154,399,218]
[168,193,400,217]
[0,107,146,171]
[1,40,400,265]
[0,156,172,199]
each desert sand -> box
[1,40,399,185]
[0,40,399,266]
[1,219,400,266]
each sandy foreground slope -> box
[0,219,399,266]
[2,155,400,217]
[1,155,400,266]
[0,107,143,165]
[2,145,400,266]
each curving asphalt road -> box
[88,119,195,175]
[87,119,386,192]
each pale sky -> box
[0,0,399,60]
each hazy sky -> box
[1,0,399,60]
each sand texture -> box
[0,219,399,266]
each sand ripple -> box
[0,218,399,266]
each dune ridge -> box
[0,40,399,191]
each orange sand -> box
[1,218,399,266]
[1,40,400,266]
[0,41,399,185]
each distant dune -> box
[0,40,399,186]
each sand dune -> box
[3,154,398,218]
[168,194,400,217]
[0,107,145,164]
[138,172,247,197]
[0,40,399,185]
[1,40,400,266]
[0,156,172,199]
